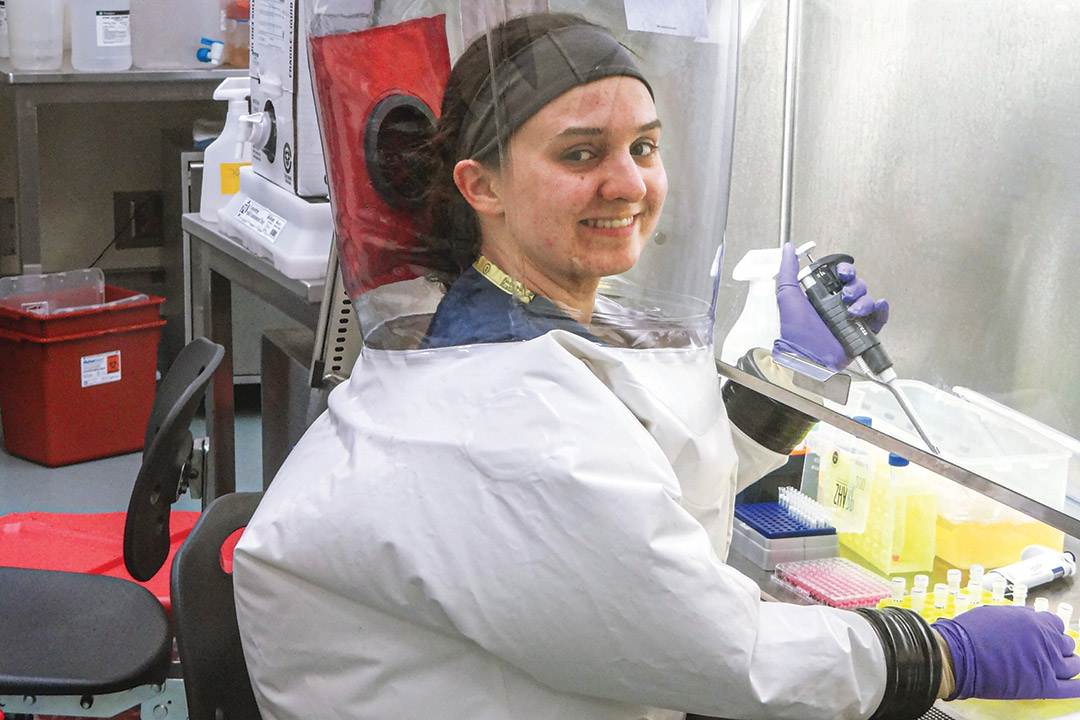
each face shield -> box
[307,0,738,352]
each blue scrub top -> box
[421,266,597,349]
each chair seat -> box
[0,567,172,696]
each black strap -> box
[854,606,943,720]
[721,349,816,454]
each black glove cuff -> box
[854,606,942,720]
[721,349,817,454]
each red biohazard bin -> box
[0,286,165,466]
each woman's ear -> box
[453,159,503,217]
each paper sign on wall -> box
[624,0,708,38]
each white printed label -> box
[96,10,131,48]
[624,0,708,38]
[233,198,287,243]
[253,0,292,64]
[21,300,48,314]
[0,4,7,35]
[81,350,122,387]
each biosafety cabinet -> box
[717,0,1080,654]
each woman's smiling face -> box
[482,75,667,310]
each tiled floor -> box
[0,385,264,515]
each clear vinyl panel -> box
[306,0,739,351]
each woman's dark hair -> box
[416,12,600,287]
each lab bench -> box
[182,212,325,502]
[0,56,246,274]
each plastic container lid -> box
[888,452,910,467]
[226,0,250,19]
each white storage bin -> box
[217,166,333,281]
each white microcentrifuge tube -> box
[967,580,983,604]
[954,591,970,617]
[1034,597,1050,613]
[969,564,985,586]
[911,587,927,613]
[1057,602,1074,630]
[991,579,1007,603]
[1012,583,1028,607]
[947,569,962,594]
[934,583,949,609]
[891,577,906,604]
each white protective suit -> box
[233,331,890,720]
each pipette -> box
[795,244,940,454]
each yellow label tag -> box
[220,162,251,195]
[473,255,534,302]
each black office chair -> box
[171,491,263,720]
[126,337,227,581]
[0,337,225,719]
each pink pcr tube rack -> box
[774,557,893,609]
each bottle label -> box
[0,4,7,36]
[96,10,130,48]
[233,198,287,244]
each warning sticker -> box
[81,350,122,387]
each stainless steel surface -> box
[717,359,1080,539]
[787,0,1080,443]
[262,327,332,488]
[310,250,363,386]
[0,57,245,272]
[183,213,324,503]
[1,58,244,84]
[777,0,800,248]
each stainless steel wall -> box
[723,0,1080,440]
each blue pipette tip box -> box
[734,502,835,539]
[730,503,838,571]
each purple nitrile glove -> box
[772,242,890,372]
[933,605,1080,700]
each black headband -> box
[458,24,653,160]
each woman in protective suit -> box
[234,9,1080,720]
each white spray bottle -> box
[200,76,253,223]
[720,247,783,365]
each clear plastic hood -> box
[307,0,739,351]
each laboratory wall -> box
[0,99,218,277]
[721,0,1080,441]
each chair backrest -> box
[124,337,224,581]
[171,491,263,720]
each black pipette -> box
[797,246,941,454]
